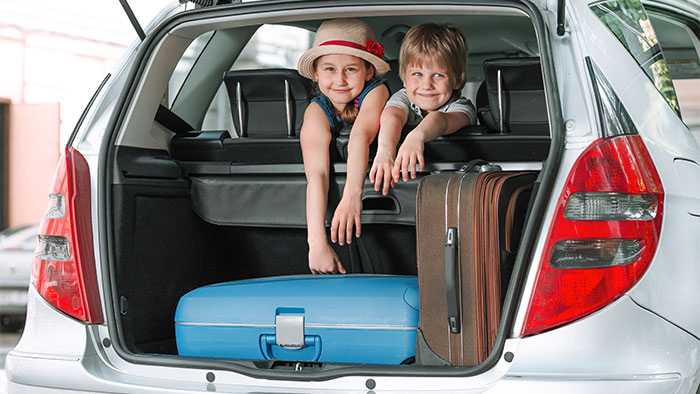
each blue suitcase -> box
[175,275,418,365]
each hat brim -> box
[297,45,390,79]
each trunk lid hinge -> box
[118,0,146,41]
[179,0,240,8]
[557,0,566,36]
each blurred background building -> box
[0,0,171,229]
[0,0,310,230]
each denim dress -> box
[310,78,388,135]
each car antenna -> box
[118,0,146,41]
[557,0,566,36]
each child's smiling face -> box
[403,60,454,111]
[314,54,374,111]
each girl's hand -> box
[330,195,362,246]
[392,132,425,182]
[308,242,346,274]
[369,150,396,195]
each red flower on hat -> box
[365,39,384,58]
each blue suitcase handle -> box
[259,334,322,362]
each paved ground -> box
[1,331,23,394]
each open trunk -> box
[106,1,559,375]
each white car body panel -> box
[566,0,700,339]
[11,287,85,360]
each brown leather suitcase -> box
[415,164,536,366]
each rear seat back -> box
[478,57,549,135]
[224,68,313,138]
[172,62,550,166]
[171,69,312,164]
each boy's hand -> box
[392,132,425,182]
[308,242,346,274]
[369,150,396,195]
[330,195,362,246]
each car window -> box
[590,0,681,115]
[168,31,215,108]
[201,25,313,131]
[648,11,700,135]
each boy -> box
[369,24,476,194]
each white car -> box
[0,224,36,332]
[6,0,700,393]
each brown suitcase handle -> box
[445,227,461,334]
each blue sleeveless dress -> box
[310,78,388,134]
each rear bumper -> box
[9,291,699,394]
[5,351,687,394]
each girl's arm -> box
[331,84,390,246]
[369,106,408,195]
[393,111,470,181]
[300,103,346,274]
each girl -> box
[297,19,390,274]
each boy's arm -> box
[410,110,471,141]
[393,111,471,182]
[331,84,390,245]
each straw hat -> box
[297,19,390,79]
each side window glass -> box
[590,0,680,114]
[649,12,700,135]
[202,25,313,131]
[587,57,638,137]
[168,31,215,108]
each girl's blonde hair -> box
[399,24,468,91]
[313,59,376,125]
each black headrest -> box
[481,57,548,135]
[384,59,403,94]
[224,69,313,138]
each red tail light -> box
[522,135,663,336]
[31,147,103,323]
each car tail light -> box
[31,147,103,323]
[522,135,663,336]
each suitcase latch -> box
[275,314,305,349]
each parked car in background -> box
[0,224,36,332]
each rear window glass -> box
[590,0,680,114]
[202,25,313,131]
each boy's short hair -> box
[399,23,468,91]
